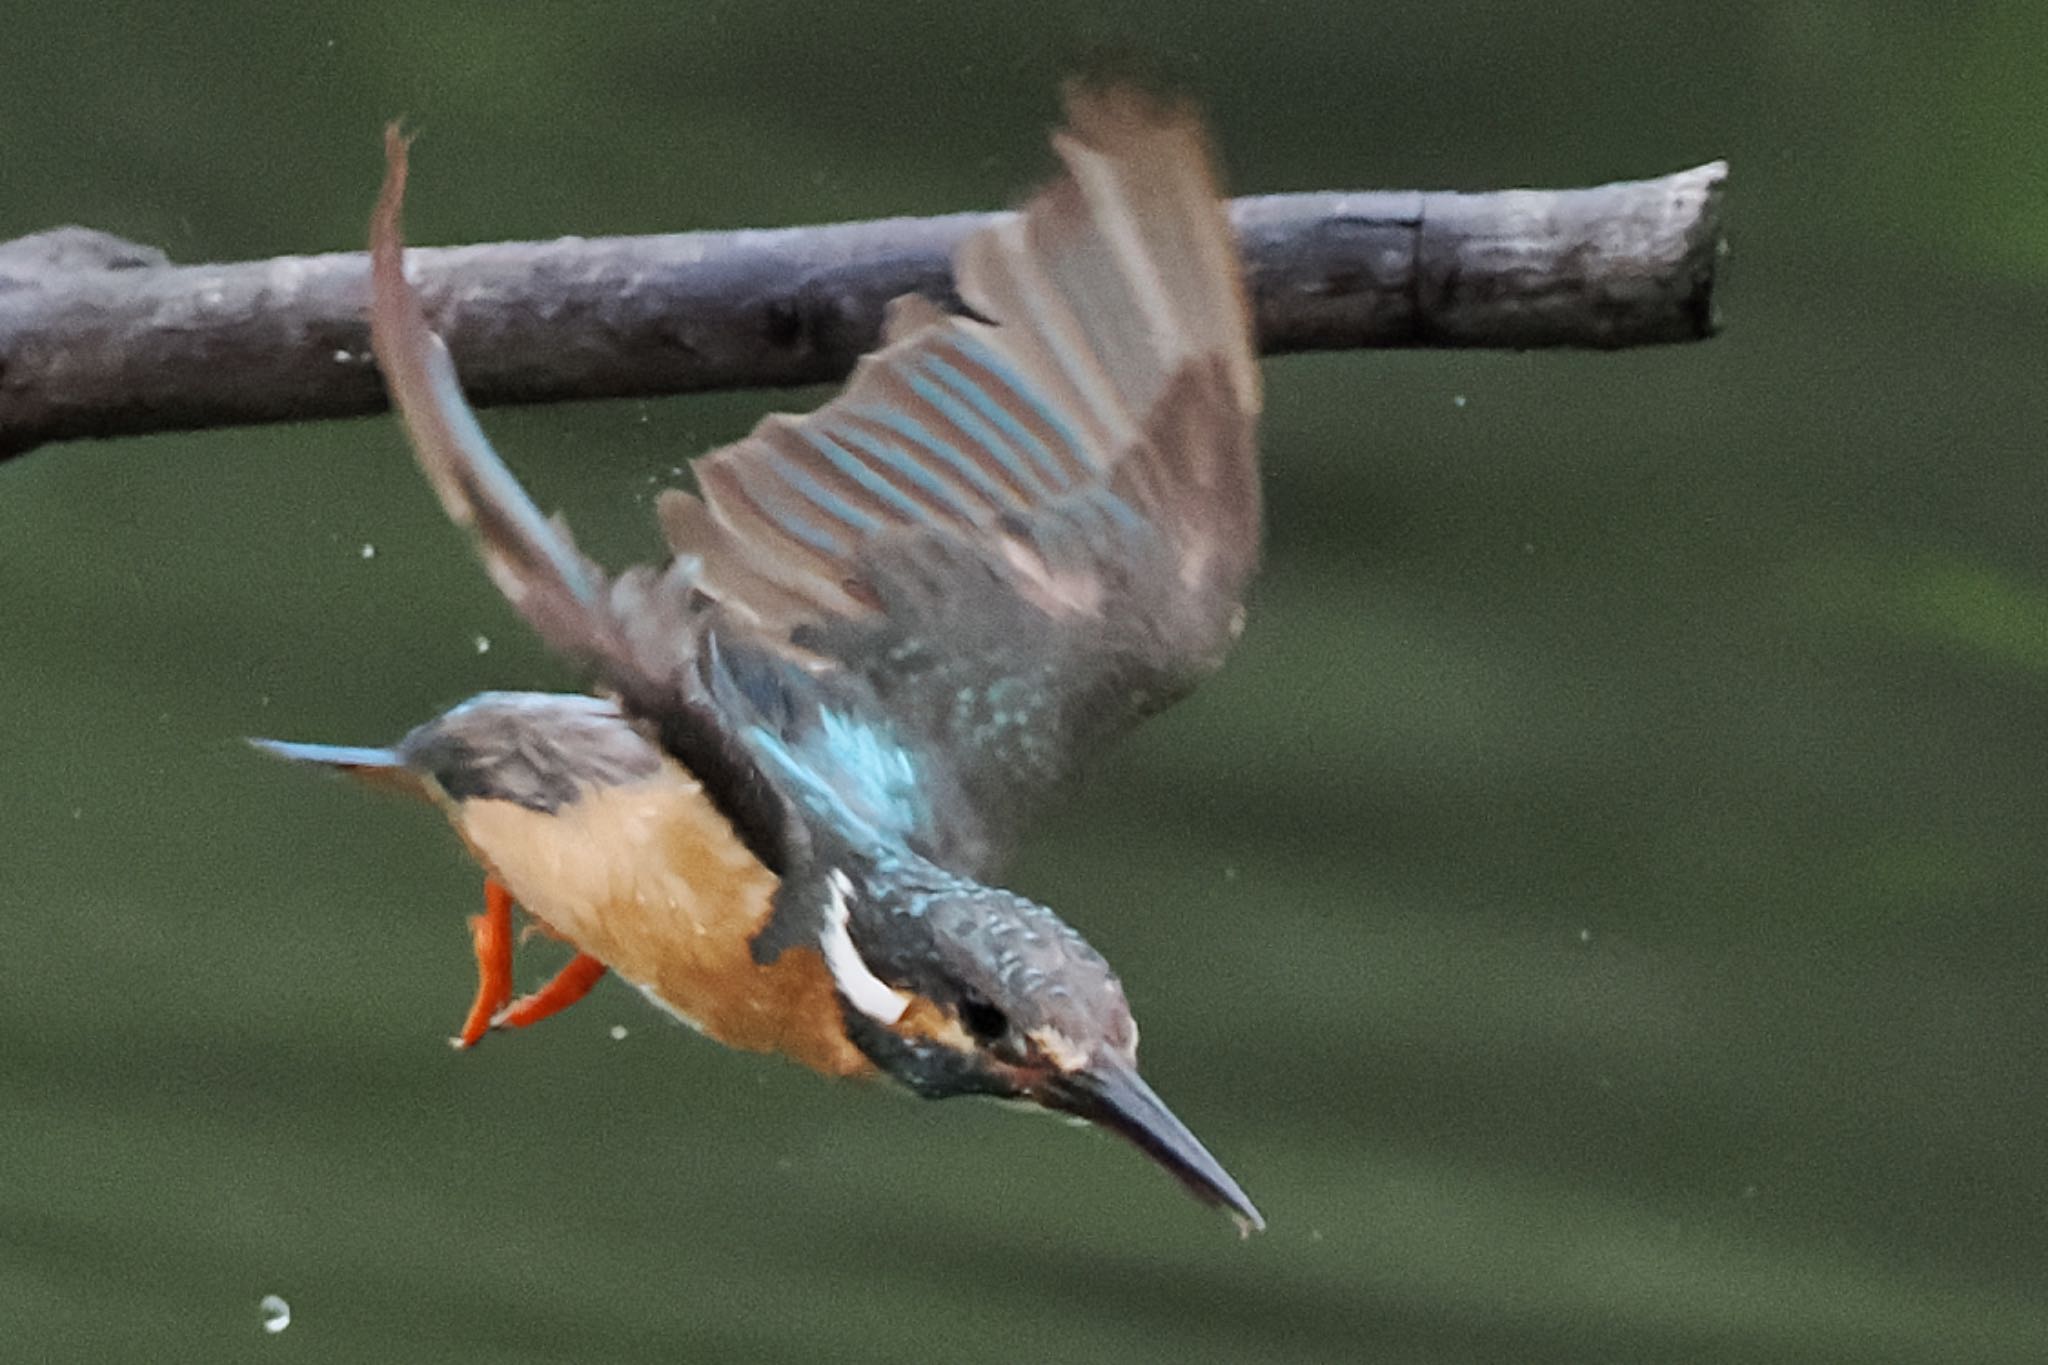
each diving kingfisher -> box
[256,86,1268,1231]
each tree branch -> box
[0,161,1724,461]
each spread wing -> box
[369,125,802,876]
[367,86,1261,879]
[652,87,1262,867]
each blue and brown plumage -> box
[257,86,1268,1230]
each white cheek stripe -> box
[821,870,912,1026]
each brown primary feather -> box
[658,83,1260,646]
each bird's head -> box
[815,865,1263,1232]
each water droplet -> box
[259,1294,291,1334]
[1452,394,1468,408]
[474,635,491,654]
[359,543,376,560]
[1578,927,1592,943]
[331,349,353,364]
[609,1025,628,1041]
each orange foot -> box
[453,877,609,1048]
[492,952,608,1032]
[454,877,517,1048]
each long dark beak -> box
[1040,1059,1265,1234]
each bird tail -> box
[246,737,428,799]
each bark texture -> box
[0,161,1726,461]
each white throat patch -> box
[820,870,912,1026]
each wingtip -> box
[372,121,412,282]
[367,114,473,532]
[1054,73,1217,185]
[363,119,635,673]
[1060,76,1195,131]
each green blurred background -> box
[5,3,2046,1362]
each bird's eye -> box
[958,993,1010,1044]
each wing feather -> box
[367,126,800,876]
[658,85,1263,863]
[679,87,1258,643]
[370,86,1264,877]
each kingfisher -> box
[256,86,1268,1231]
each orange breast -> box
[454,762,872,1078]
